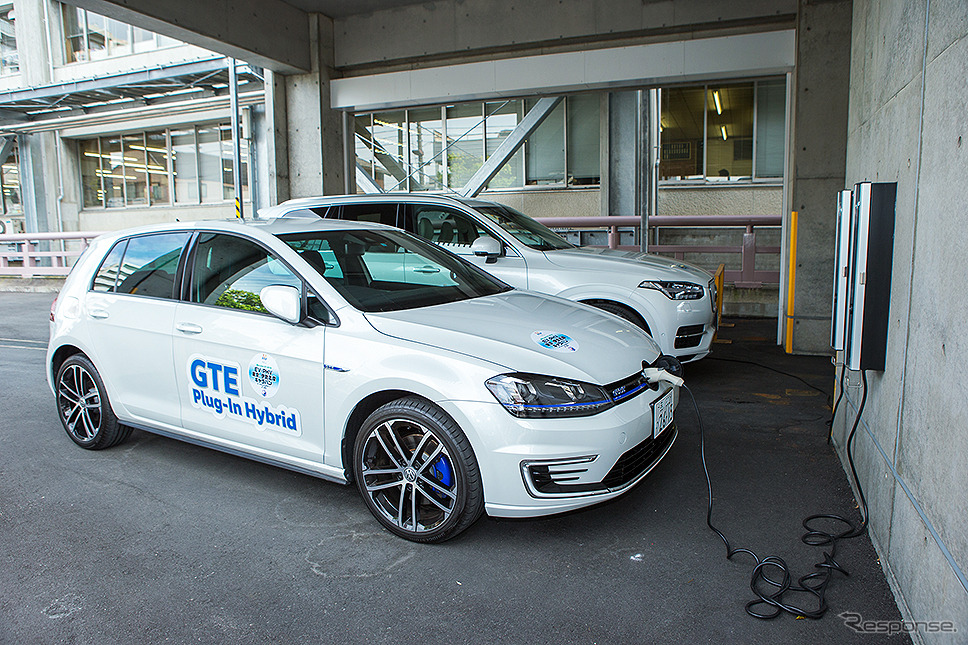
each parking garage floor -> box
[0,292,909,644]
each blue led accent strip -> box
[611,382,649,402]
[843,390,968,597]
[519,399,611,410]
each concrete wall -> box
[834,1,968,641]
[788,0,853,354]
[334,0,798,72]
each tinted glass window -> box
[114,232,190,298]
[407,206,494,255]
[191,233,301,313]
[280,229,509,313]
[338,203,398,226]
[91,240,127,292]
[474,205,574,251]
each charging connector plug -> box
[642,367,684,387]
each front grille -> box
[601,425,676,489]
[604,370,651,404]
[675,324,705,348]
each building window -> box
[0,4,17,76]
[659,78,785,182]
[1,140,20,214]
[79,123,246,209]
[354,95,600,193]
[61,5,180,64]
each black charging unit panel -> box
[846,182,896,372]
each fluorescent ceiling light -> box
[713,91,722,115]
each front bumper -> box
[440,382,678,518]
[631,285,716,363]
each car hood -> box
[543,247,712,283]
[363,291,660,385]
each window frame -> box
[89,232,191,301]
[180,230,337,327]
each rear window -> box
[91,232,190,299]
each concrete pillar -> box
[11,0,63,235]
[259,69,290,209]
[600,91,650,248]
[283,13,344,199]
[786,0,853,353]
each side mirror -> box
[471,236,502,263]
[260,285,301,324]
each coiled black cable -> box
[685,370,870,620]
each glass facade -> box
[659,78,785,182]
[0,3,16,76]
[354,95,601,193]
[61,5,179,64]
[354,81,786,193]
[79,124,247,209]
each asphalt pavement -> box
[0,291,908,644]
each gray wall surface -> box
[835,1,968,641]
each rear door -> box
[83,232,191,427]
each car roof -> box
[258,193,500,219]
[92,216,399,245]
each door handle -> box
[176,322,203,335]
[413,266,440,274]
[89,309,109,319]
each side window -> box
[338,203,399,226]
[408,206,492,254]
[112,233,190,299]
[191,233,301,313]
[91,240,128,292]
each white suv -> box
[48,218,681,542]
[262,194,717,362]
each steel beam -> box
[460,96,562,198]
[355,164,384,194]
[0,136,15,165]
[353,119,421,191]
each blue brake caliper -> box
[429,455,453,492]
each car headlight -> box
[485,373,613,418]
[638,280,704,300]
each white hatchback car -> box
[262,194,717,362]
[48,218,681,542]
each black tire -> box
[352,397,483,543]
[587,300,651,335]
[55,355,130,450]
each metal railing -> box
[1,216,781,288]
[536,214,781,287]
[0,232,102,278]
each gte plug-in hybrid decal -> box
[188,354,301,436]
[531,331,579,353]
[248,353,280,398]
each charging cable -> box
[643,365,871,620]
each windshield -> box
[278,229,511,313]
[474,204,575,251]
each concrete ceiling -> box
[283,1,432,19]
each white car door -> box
[405,204,529,289]
[82,231,191,427]
[171,232,325,463]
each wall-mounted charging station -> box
[832,182,897,372]
[831,190,853,352]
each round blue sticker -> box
[531,331,579,353]
[248,353,280,398]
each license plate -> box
[652,390,674,439]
